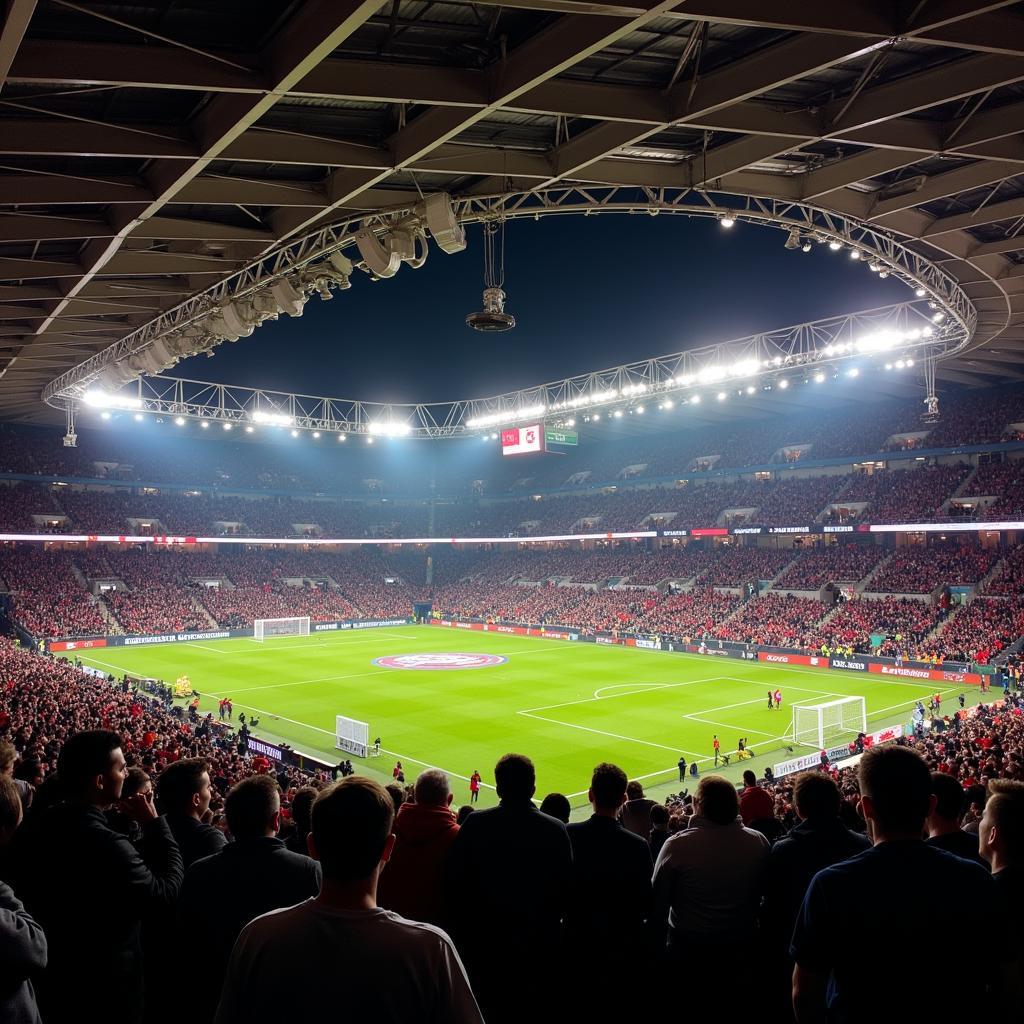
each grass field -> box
[68,625,965,808]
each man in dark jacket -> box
[377,768,459,926]
[926,771,984,864]
[761,772,869,1021]
[178,774,321,1024]
[156,758,226,868]
[617,779,656,840]
[16,730,183,1024]
[566,763,652,1019]
[445,753,572,1024]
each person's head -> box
[494,753,535,802]
[224,774,280,840]
[291,786,318,835]
[309,777,395,885]
[539,792,571,824]
[590,762,628,814]
[694,776,739,825]
[456,804,474,826]
[384,783,405,814]
[980,779,1024,869]
[0,741,15,777]
[650,803,670,830]
[157,758,212,819]
[413,769,453,808]
[122,767,152,801]
[742,770,757,788]
[625,780,644,801]
[929,772,966,830]
[57,730,126,805]
[0,775,22,845]
[792,772,841,821]
[858,745,933,841]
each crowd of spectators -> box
[930,598,1024,664]
[710,594,831,647]
[867,543,999,593]
[817,595,943,656]
[0,549,107,639]
[774,544,886,589]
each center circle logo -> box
[373,653,509,670]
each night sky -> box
[175,215,908,404]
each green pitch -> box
[69,625,959,807]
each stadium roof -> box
[1,0,1023,422]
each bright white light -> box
[730,358,760,378]
[717,391,727,401]
[778,379,789,389]
[312,431,321,439]
[691,395,701,404]
[923,326,933,338]
[368,421,413,437]
[697,365,727,384]
[592,413,601,421]
[84,390,142,411]
[849,249,861,260]
[636,405,645,414]
[252,411,293,427]
[720,215,735,228]
[829,241,842,251]
[491,433,498,440]
[848,368,860,378]
[814,372,826,383]
[566,418,575,427]
[174,417,185,426]
[223,423,232,431]
[133,413,144,422]
[200,421,209,429]
[663,400,674,409]
[895,360,906,369]
[746,385,756,394]
[100,411,111,420]
[367,436,374,444]
[338,433,347,442]
[613,410,623,419]
[868,262,880,272]
[291,429,299,437]
[932,312,945,322]
[915,287,926,297]
[467,403,546,429]
[245,425,254,433]
[906,359,915,367]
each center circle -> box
[373,652,509,670]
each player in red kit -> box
[469,770,481,803]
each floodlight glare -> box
[245,425,254,433]
[291,429,299,437]
[848,367,860,378]
[778,379,789,389]
[223,423,232,431]
[252,411,294,427]
[690,395,701,404]
[814,372,826,383]
[717,391,727,401]
[720,214,735,228]
[83,390,142,411]
[915,287,926,297]
[828,241,842,251]
[200,421,209,429]
[312,431,321,439]
[338,433,347,442]
[100,411,111,420]
[174,417,185,426]
[133,413,144,422]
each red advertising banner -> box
[758,651,825,667]
[868,663,982,685]
[49,638,108,653]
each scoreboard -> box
[500,424,578,456]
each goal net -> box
[790,696,867,749]
[335,715,369,757]
[253,616,310,642]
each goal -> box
[789,696,867,749]
[253,616,310,642]
[335,715,369,758]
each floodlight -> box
[419,193,467,254]
[848,368,860,378]
[691,395,701,404]
[720,214,735,228]
[717,391,727,401]
[849,249,861,260]
[223,423,232,431]
[291,429,299,437]
[592,413,601,421]
[801,241,812,253]
[252,411,293,427]
[100,411,111,420]
[200,421,209,429]
[312,431,321,439]
[785,228,801,250]
[746,385,756,394]
[338,433,347,442]
[134,413,144,422]
[829,241,842,251]
[367,437,374,444]
[778,379,789,389]
[932,312,945,322]
[636,405,645,414]
[814,372,825,383]
[466,287,515,332]
[269,278,307,317]
[245,425,255,433]
[915,287,926,297]
[174,417,185,426]
[83,390,143,411]
[613,410,623,418]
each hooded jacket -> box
[377,801,459,925]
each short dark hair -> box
[0,775,21,834]
[986,779,1024,854]
[122,767,151,800]
[931,771,965,822]
[494,753,535,801]
[591,763,628,811]
[539,792,571,824]
[650,803,670,828]
[384,783,405,814]
[156,758,208,814]
[742,770,757,787]
[57,730,122,795]
[291,786,318,833]
[793,772,841,820]
[312,777,394,881]
[858,745,931,834]
[696,775,739,825]
[225,774,280,839]
[625,780,644,801]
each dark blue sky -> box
[176,215,908,404]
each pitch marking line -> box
[213,668,392,695]
[517,709,705,760]
[522,676,724,715]
[683,715,777,738]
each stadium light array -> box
[368,421,412,437]
[252,410,294,427]
[83,390,142,411]
[200,421,209,429]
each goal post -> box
[253,616,310,642]
[335,715,369,758]
[789,696,867,749]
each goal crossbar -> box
[789,695,867,750]
[335,715,369,758]
[253,616,310,642]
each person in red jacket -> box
[377,768,459,926]
[739,770,774,826]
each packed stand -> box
[774,544,886,589]
[867,543,999,593]
[712,593,830,647]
